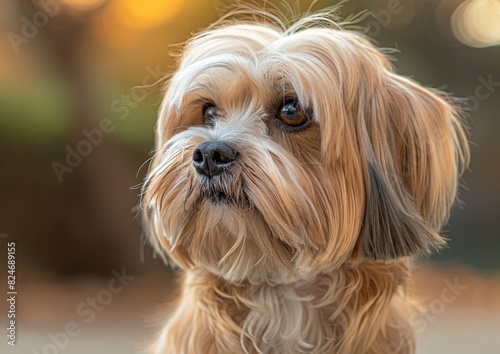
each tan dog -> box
[141,5,469,353]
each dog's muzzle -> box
[192,141,238,177]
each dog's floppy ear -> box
[360,75,469,261]
[362,161,445,260]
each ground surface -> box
[2,263,500,354]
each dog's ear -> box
[362,161,445,260]
[360,75,469,261]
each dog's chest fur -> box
[155,263,413,354]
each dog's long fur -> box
[141,4,469,353]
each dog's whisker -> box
[136,156,155,178]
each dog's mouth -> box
[201,188,238,205]
[194,174,249,206]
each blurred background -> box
[0,0,499,353]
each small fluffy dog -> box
[142,4,469,354]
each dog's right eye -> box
[276,98,310,130]
[202,104,219,123]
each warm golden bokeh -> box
[108,0,187,28]
[91,0,189,48]
[451,0,500,48]
[92,10,141,48]
[60,0,108,12]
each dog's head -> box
[142,8,469,283]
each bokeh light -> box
[91,0,188,47]
[451,0,500,48]
[59,0,108,12]
[108,0,186,28]
[92,10,141,48]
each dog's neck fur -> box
[155,261,415,354]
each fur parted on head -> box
[140,4,469,353]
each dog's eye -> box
[277,99,309,129]
[202,104,219,122]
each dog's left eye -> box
[202,104,219,122]
[277,99,309,129]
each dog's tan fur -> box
[141,5,469,353]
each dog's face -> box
[142,16,469,284]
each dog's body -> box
[152,261,414,354]
[142,5,469,354]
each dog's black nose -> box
[192,141,238,177]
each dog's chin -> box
[198,180,246,207]
[147,157,337,283]
[203,191,235,205]
[165,178,302,284]
[194,170,249,206]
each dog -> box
[141,4,469,353]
